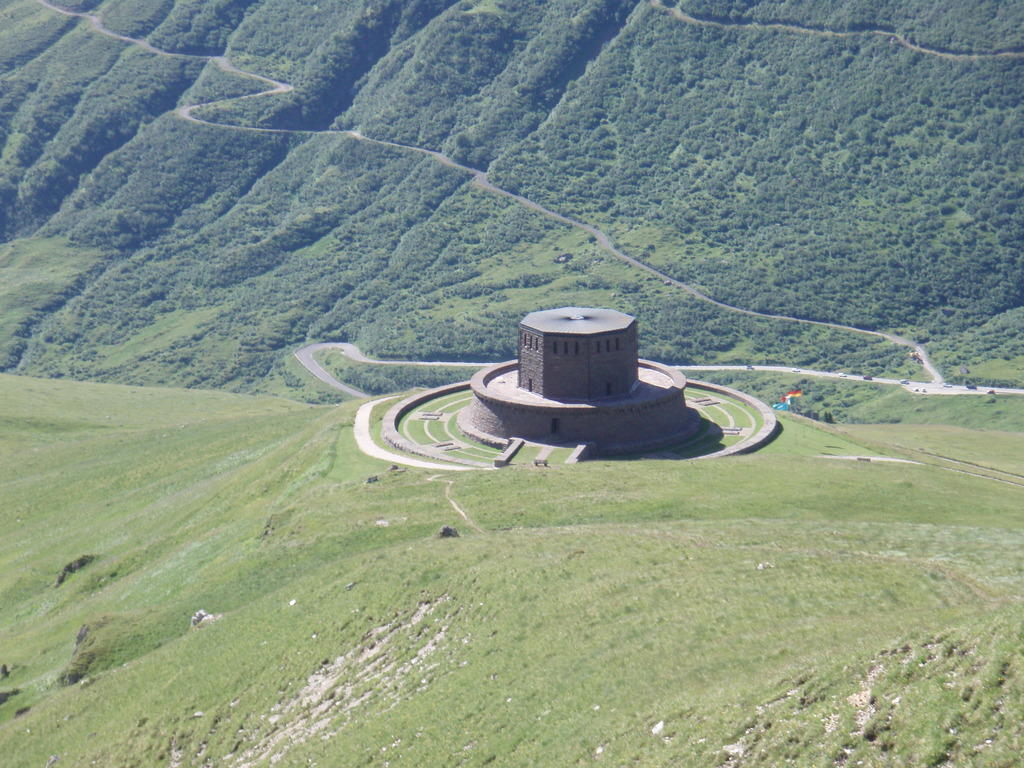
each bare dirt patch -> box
[229,595,456,767]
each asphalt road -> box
[294,343,1024,398]
[292,343,370,398]
[38,0,1024,393]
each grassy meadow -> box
[1,373,1023,766]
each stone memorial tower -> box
[458,307,699,454]
[517,308,638,400]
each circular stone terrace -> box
[457,359,697,454]
[374,378,778,469]
[472,359,683,407]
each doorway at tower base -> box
[457,360,701,455]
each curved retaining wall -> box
[457,360,700,455]
[685,379,780,459]
[379,375,778,465]
[381,383,490,468]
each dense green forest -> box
[0,0,1021,394]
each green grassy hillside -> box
[2,374,1023,766]
[0,0,1020,393]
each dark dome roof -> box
[520,307,635,335]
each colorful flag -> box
[773,389,803,411]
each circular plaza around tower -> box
[457,307,699,454]
[376,307,778,467]
[457,359,700,453]
[379,376,776,468]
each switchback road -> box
[37,0,1024,386]
[292,343,369,399]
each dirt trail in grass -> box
[428,475,486,533]
[39,0,1024,385]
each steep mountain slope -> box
[0,0,1021,393]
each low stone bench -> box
[566,443,593,464]
[493,438,524,468]
[432,440,462,451]
[691,397,720,406]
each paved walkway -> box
[353,397,485,472]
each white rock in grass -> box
[651,721,665,735]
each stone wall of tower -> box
[517,328,545,393]
[458,360,700,455]
[519,322,637,401]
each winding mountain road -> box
[651,0,1024,61]
[292,343,370,399]
[294,342,1024,399]
[35,0,1024,387]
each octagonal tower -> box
[517,307,637,401]
[458,307,700,454]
